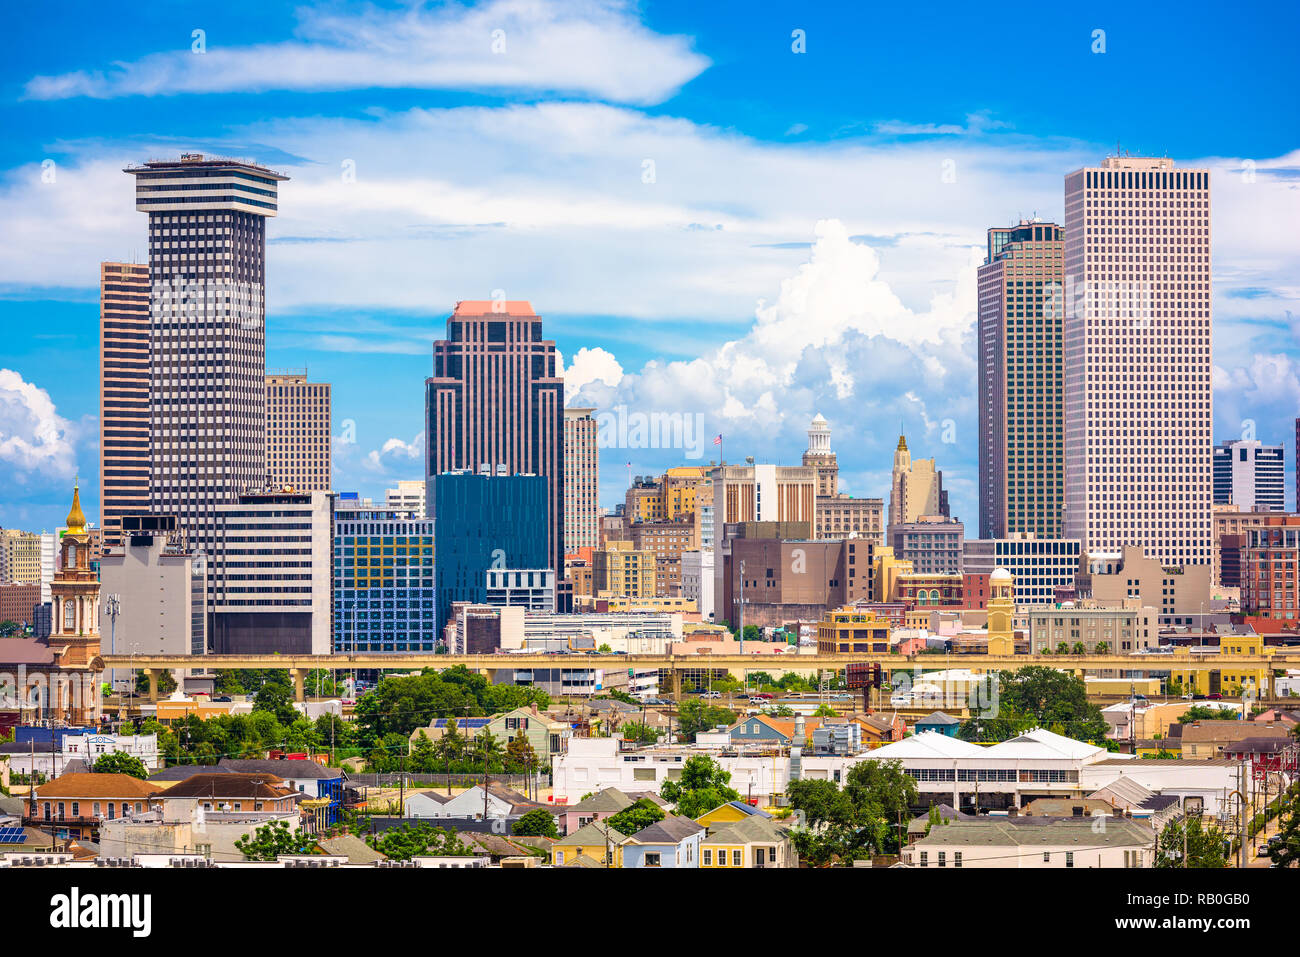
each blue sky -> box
[1,0,1298,533]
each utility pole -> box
[738,559,745,654]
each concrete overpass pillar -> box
[146,669,161,703]
[291,669,306,702]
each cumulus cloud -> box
[23,0,709,106]
[0,369,79,481]
[568,221,979,512]
[364,433,424,473]
[564,346,624,397]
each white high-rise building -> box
[384,479,427,518]
[1213,439,1284,511]
[1063,156,1212,565]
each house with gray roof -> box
[622,815,704,868]
[901,816,1155,868]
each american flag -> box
[713,434,723,446]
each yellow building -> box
[699,815,794,868]
[552,820,626,867]
[1170,633,1274,696]
[873,547,913,604]
[816,607,891,654]
[695,802,760,827]
[576,595,697,614]
[0,528,44,584]
[593,540,656,599]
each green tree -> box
[512,808,559,838]
[235,820,316,861]
[1071,642,1087,656]
[410,731,437,773]
[597,643,612,653]
[136,670,177,696]
[1156,816,1229,868]
[812,704,837,718]
[621,721,659,745]
[367,822,473,861]
[959,666,1107,744]
[607,798,667,836]
[1095,641,1109,654]
[1055,642,1069,655]
[1269,783,1300,868]
[675,700,737,742]
[786,759,918,864]
[475,730,504,771]
[1179,705,1236,723]
[506,732,537,774]
[659,755,741,818]
[93,751,149,779]
[0,620,19,637]
[253,681,298,725]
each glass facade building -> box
[433,471,549,637]
[333,506,436,652]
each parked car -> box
[751,692,775,700]
[1207,693,1223,700]
[702,691,722,699]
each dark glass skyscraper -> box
[432,471,548,637]
[425,300,565,578]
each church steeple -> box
[65,476,87,536]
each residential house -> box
[622,815,704,868]
[489,706,570,765]
[552,820,627,867]
[914,712,961,737]
[905,804,973,843]
[858,712,906,746]
[159,773,299,817]
[218,758,343,824]
[26,773,164,840]
[315,834,387,864]
[699,815,795,869]
[900,817,1155,868]
[405,717,493,747]
[728,714,823,747]
[61,732,161,771]
[556,787,635,835]
[695,801,772,828]
[1176,720,1291,760]
[100,793,303,863]
[406,781,542,820]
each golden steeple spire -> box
[66,476,87,535]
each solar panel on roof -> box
[0,827,27,844]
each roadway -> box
[96,650,1297,701]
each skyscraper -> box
[802,413,837,496]
[563,406,599,553]
[125,153,288,569]
[265,372,332,491]
[98,261,151,549]
[431,470,549,636]
[425,300,564,575]
[977,221,1065,539]
[1063,156,1212,565]
[889,434,946,525]
[1213,439,1284,511]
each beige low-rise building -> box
[1087,545,1211,628]
[1026,600,1157,654]
[901,816,1154,868]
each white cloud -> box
[0,369,79,480]
[23,0,709,106]
[564,346,624,397]
[364,433,424,473]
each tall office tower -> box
[384,479,427,517]
[125,152,288,569]
[265,373,332,491]
[334,503,435,653]
[98,261,151,549]
[425,300,564,575]
[1213,439,1284,511]
[563,407,600,553]
[977,221,1066,539]
[888,434,946,525]
[1063,156,1212,565]
[431,470,549,636]
[802,413,838,496]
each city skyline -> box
[1,1,1298,536]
